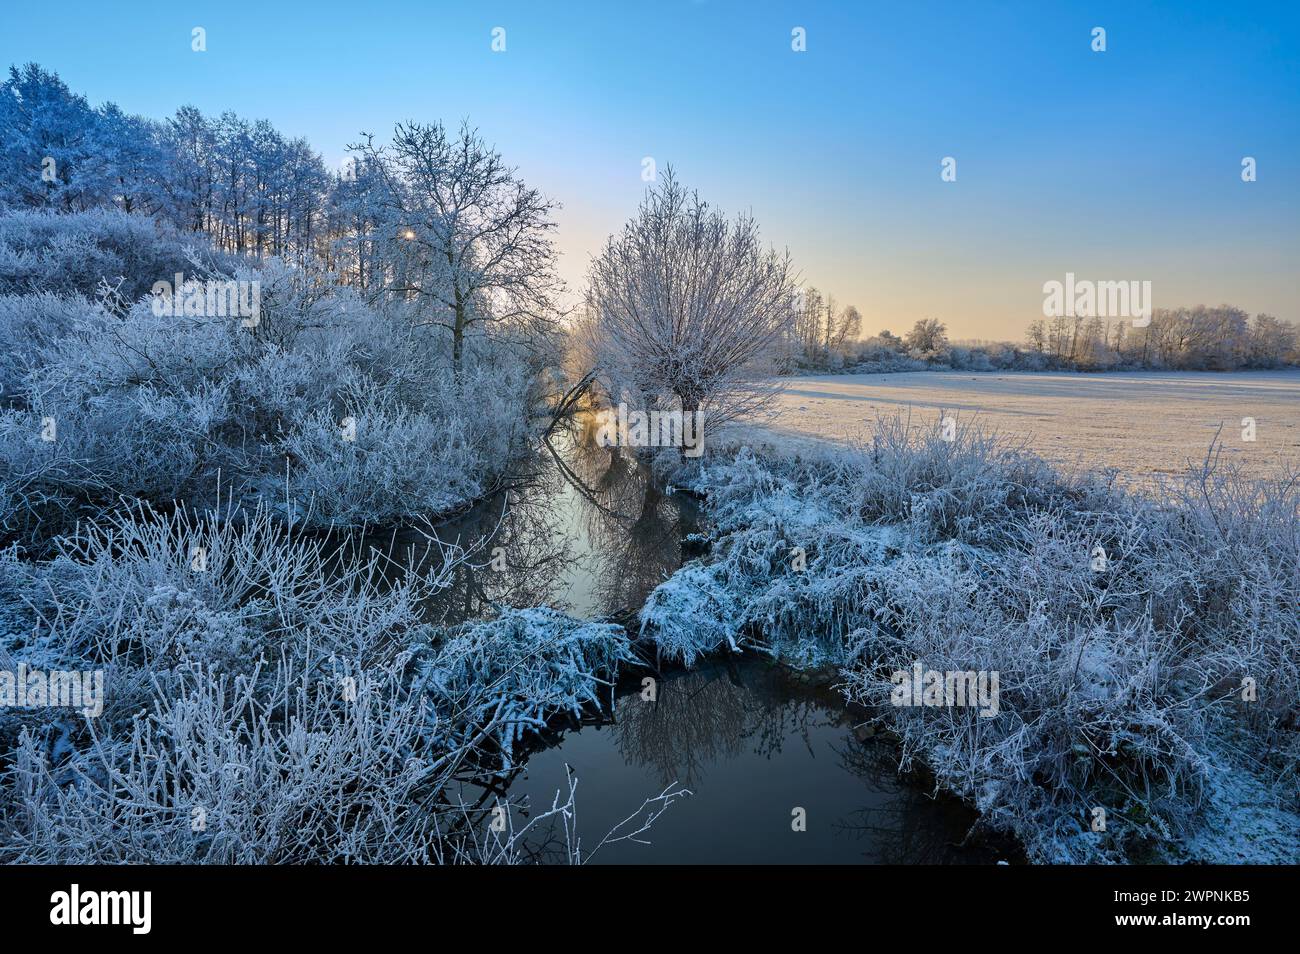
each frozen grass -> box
[0,502,646,863]
[420,608,633,770]
[640,415,1299,862]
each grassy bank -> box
[639,418,1300,862]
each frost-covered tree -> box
[84,103,170,215]
[1,66,335,265]
[904,317,948,354]
[793,285,826,360]
[585,170,796,427]
[354,122,562,377]
[1248,313,1298,367]
[788,286,863,368]
[834,304,863,351]
[0,64,107,210]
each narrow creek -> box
[362,432,999,863]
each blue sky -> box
[3,0,1297,338]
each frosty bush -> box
[420,608,633,769]
[4,660,447,863]
[283,364,525,526]
[0,292,95,404]
[0,503,650,863]
[639,417,1299,862]
[0,219,535,539]
[0,208,222,301]
[639,562,746,667]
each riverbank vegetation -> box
[639,420,1300,862]
[0,65,642,862]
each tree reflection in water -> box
[497,661,998,863]
[551,422,704,621]
[828,734,1004,864]
[611,663,835,789]
[332,427,996,863]
[364,425,705,625]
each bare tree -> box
[904,317,947,354]
[1025,319,1047,353]
[355,121,562,377]
[585,169,796,428]
[794,285,826,360]
[831,303,862,351]
[1248,313,1298,367]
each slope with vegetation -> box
[639,421,1300,862]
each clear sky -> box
[3,0,1297,340]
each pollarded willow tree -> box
[353,121,563,377]
[584,169,797,429]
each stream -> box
[367,432,999,863]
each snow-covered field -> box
[758,370,1300,488]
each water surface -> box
[393,432,999,863]
[498,660,997,864]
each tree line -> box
[1026,307,1297,371]
[4,61,1293,393]
[1,63,565,383]
[1,64,334,263]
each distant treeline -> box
[788,302,1298,375]
[1023,306,1297,371]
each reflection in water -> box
[500,662,999,864]
[424,428,703,623]
[829,738,989,865]
[561,430,704,621]
[335,429,999,863]
[426,452,584,621]
[319,428,700,624]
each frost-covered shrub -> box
[0,503,647,863]
[0,502,449,728]
[642,418,1300,862]
[1160,457,1300,758]
[4,240,533,533]
[0,502,439,862]
[639,563,746,666]
[421,608,633,769]
[839,340,929,373]
[0,293,97,405]
[947,345,994,371]
[282,363,526,526]
[285,401,477,525]
[0,208,225,301]
[4,660,449,863]
[0,406,97,547]
[1010,348,1049,371]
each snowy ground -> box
[751,370,1300,489]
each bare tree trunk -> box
[452,284,466,381]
